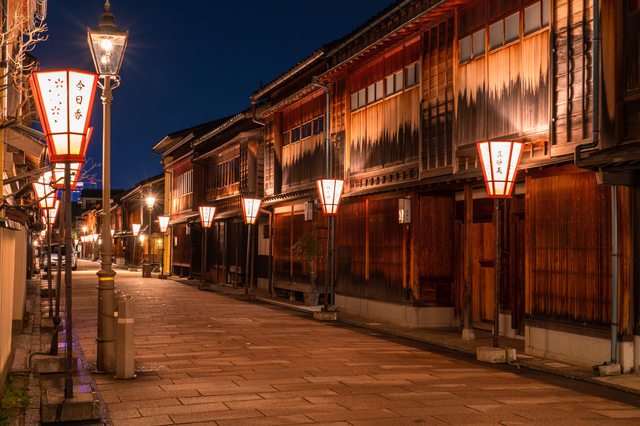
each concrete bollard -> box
[115,294,136,379]
[113,290,123,340]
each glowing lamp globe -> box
[145,197,155,209]
[87,2,129,77]
[158,216,170,233]
[476,141,524,198]
[29,69,98,163]
[316,179,345,216]
[242,198,261,225]
[33,171,57,210]
[132,223,141,237]
[199,206,216,228]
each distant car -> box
[43,244,77,271]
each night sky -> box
[31,0,393,190]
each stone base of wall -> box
[336,293,454,328]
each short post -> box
[115,294,135,379]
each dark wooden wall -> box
[525,171,632,332]
[416,195,455,305]
[273,208,327,287]
[337,197,408,302]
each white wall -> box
[12,228,27,328]
[0,227,17,381]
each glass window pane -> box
[351,92,358,111]
[524,2,541,35]
[406,64,415,87]
[490,20,504,50]
[505,12,520,44]
[473,28,485,57]
[395,71,403,92]
[367,84,375,104]
[375,80,383,101]
[386,75,395,96]
[541,0,549,27]
[358,89,366,108]
[460,36,471,62]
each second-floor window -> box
[174,170,192,198]
[283,114,325,146]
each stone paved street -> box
[67,265,640,426]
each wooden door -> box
[471,221,496,325]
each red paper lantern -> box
[158,216,170,233]
[199,206,216,228]
[29,69,98,163]
[316,179,345,216]
[33,171,57,210]
[242,199,261,225]
[476,141,524,198]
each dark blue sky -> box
[32,0,393,190]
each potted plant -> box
[291,232,323,306]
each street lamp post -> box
[158,215,170,278]
[33,172,57,320]
[316,179,344,310]
[88,0,128,373]
[242,199,261,295]
[476,140,524,349]
[131,223,140,271]
[198,206,216,288]
[145,196,155,274]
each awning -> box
[577,144,640,172]
[168,212,199,226]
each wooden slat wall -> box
[456,1,550,147]
[368,198,404,290]
[525,172,633,330]
[417,195,455,304]
[349,41,421,173]
[423,17,454,171]
[331,76,347,179]
[623,7,640,142]
[487,44,521,138]
[456,57,487,146]
[172,224,191,266]
[336,201,367,291]
[274,213,291,282]
[281,96,325,188]
[522,31,550,133]
[552,0,593,145]
[336,197,407,301]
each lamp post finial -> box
[105,0,111,11]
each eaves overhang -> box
[318,0,466,83]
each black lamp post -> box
[87,0,129,373]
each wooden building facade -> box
[148,0,640,371]
[244,0,640,371]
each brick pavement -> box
[63,265,640,426]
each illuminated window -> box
[367,80,383,104]
[313,116,324,134]
[524,0,549,36]
[460,28,486,63]
[405,62,420,88]
[490,12,520,51]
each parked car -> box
[43,244,77,271]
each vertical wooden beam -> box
[365,198,370,281]
[462,184,475,340]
